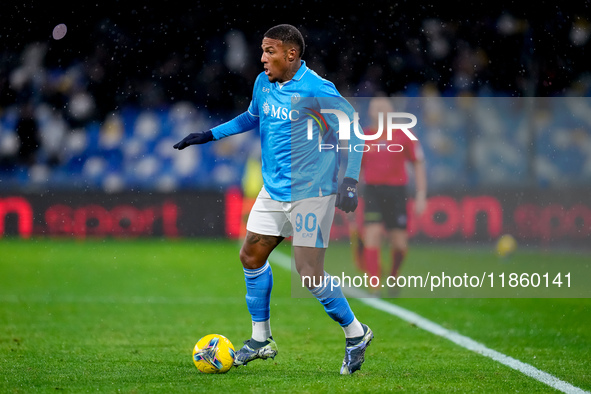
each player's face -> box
[261,37,293,83]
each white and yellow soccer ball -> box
[192,334,235,374]
[496,234,517,258]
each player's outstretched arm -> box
[173,130,213,150]
[173,111,259,151]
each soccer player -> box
[174,24,373,375]
[359,96,427,295]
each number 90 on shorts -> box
[295,212,316,233]
[245,187,336,248]
[291,194,336,248]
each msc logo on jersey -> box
[262,100,299,121]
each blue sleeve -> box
[317,81,363,182]
[211,111,259,140]
[344,120,363,181]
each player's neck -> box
[278,59,301,83]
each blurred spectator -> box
[0,6,589,191]
[15,101,40,166]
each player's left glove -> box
[173,130,213,150]
[336,177,358,213]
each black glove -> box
[173,130,213,150]
[335,177,358,213]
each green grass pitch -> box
[1,238,590,392]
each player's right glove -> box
[336,177,359,213]
[173,130,213,150]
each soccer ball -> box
[496,234,517,258]
[192,334,235,374]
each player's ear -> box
[288,47,297,62]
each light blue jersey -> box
[212,60,362,202]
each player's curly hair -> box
[264,24,305,58]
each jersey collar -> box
[292,60,308,82]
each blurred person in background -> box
[15,100,40,166]
[358,96,427,296]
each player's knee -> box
[296,265,312,280]
[392,244,407,254]
[239,247,253,268]
[239,247,264,269]
[390,232,408,251]
[296,264,323,285]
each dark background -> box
[1,1,590,245]
[3,1,590,117]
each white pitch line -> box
[357,297,588,394]
[269,250,589,394]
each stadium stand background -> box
[0,3,590,247]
